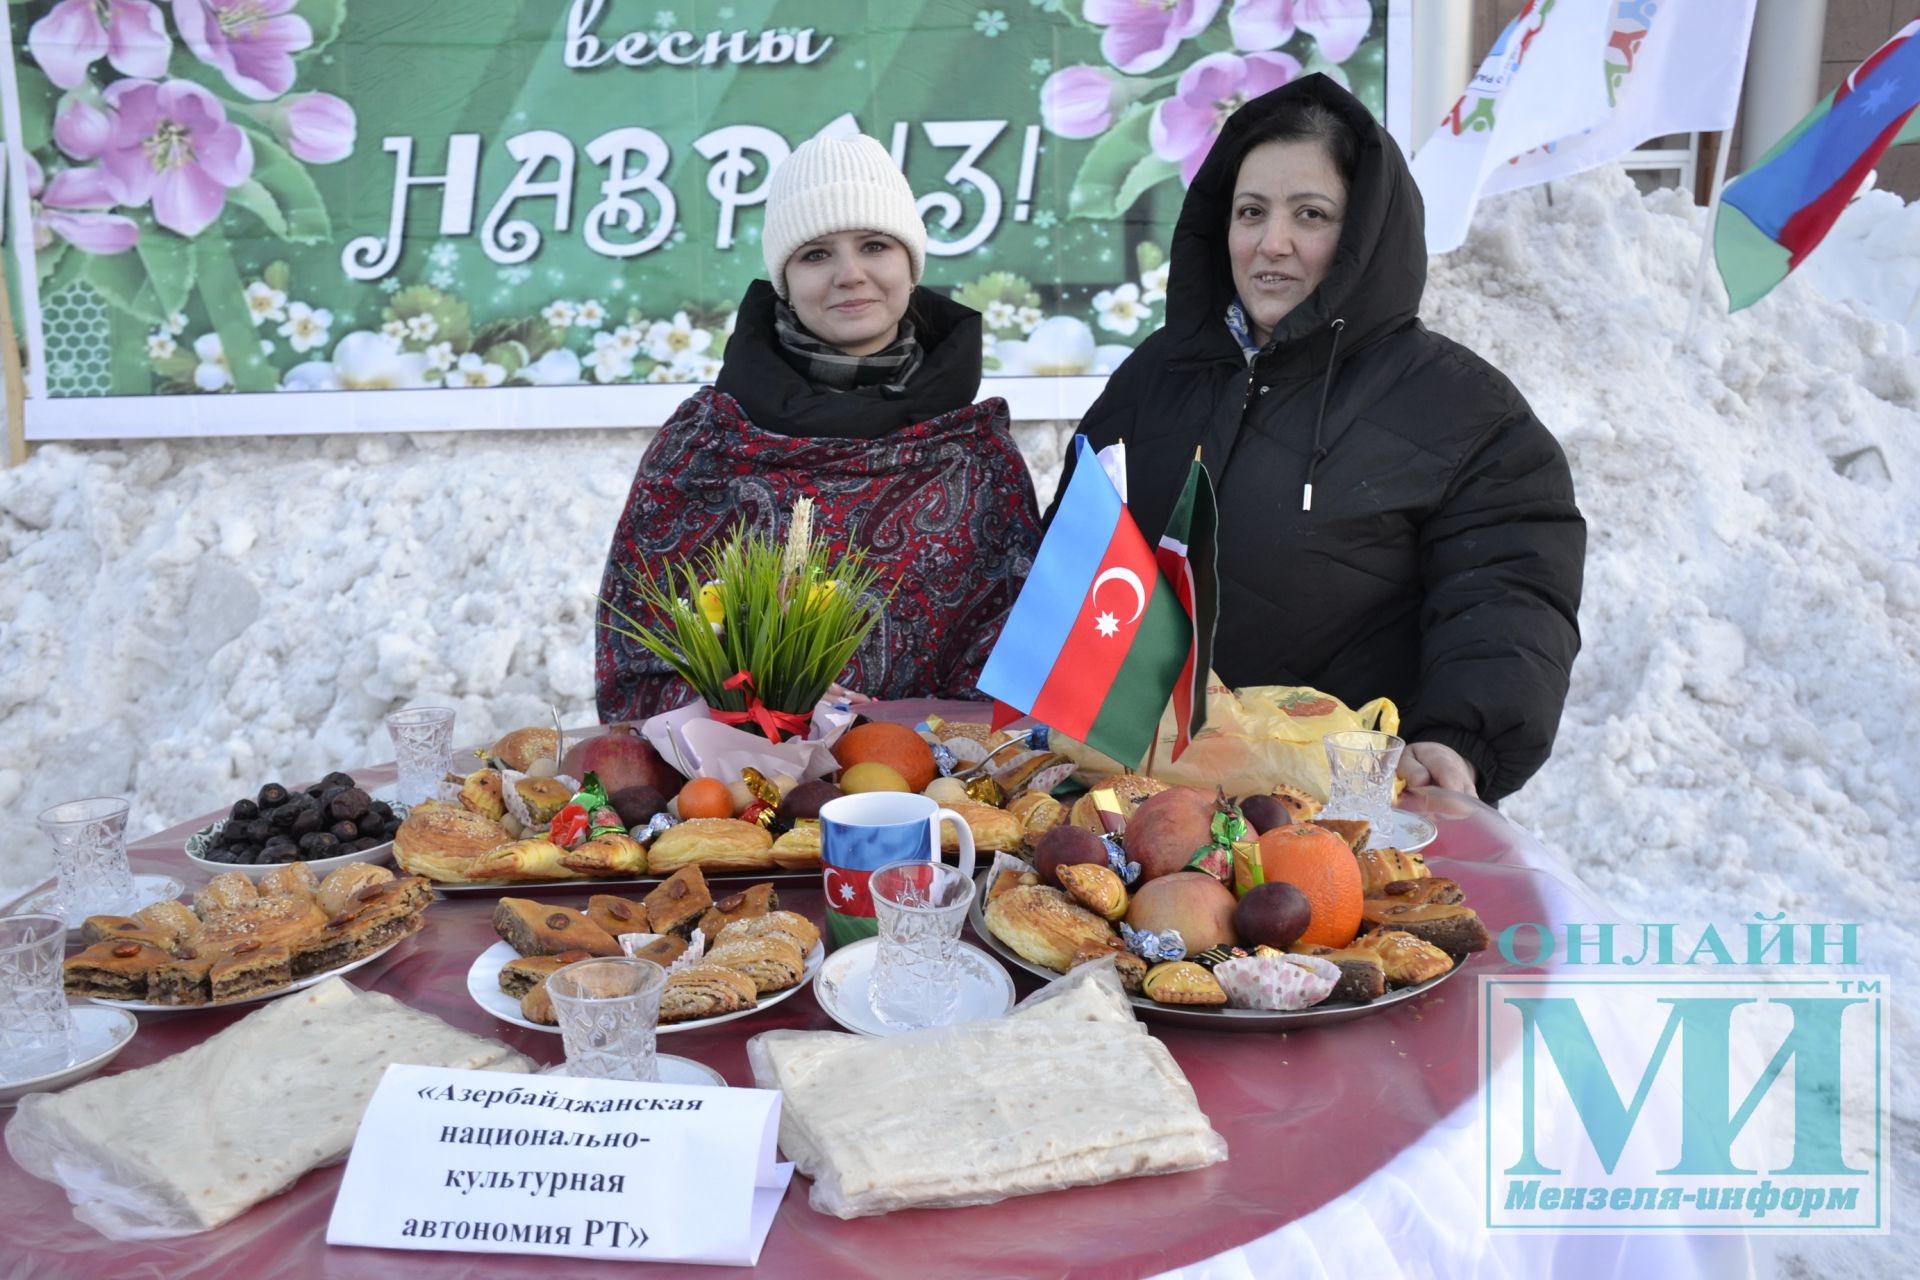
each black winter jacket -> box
[1055,75,1584,803]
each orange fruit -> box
[1255,824,1363,947]
[831,722,938,793]
[677,777,735,820]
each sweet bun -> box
[646,818,773,874]
[769,823,822,870]
[257,861,320,901]
[982,884,1119,973]
[938,800,1022,854]
[316,864,394,918]
[393,806,513,882]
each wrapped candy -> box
[739,767,781,830]
[1184,807,1248,885]
[1101,835,1141,886]
[1213,953,1341,1011]
[930,743,960,778]
[633,812,676,844]
[1118,920,1186,964]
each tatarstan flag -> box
[1155,454,1218,761]
[981,436,1190,767]
[1716,18,1920,310]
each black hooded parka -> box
[1057,75,1584,803]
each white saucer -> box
[0,1006,139,1106]
[813,936,1015,1036]
[1371,808,1438,852]
[538,1054,726,1087]
[9,873,187,937]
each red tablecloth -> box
[1,723,1569,1278]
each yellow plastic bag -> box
[1052,675,1399,802]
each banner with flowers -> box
[2,0,1396,439]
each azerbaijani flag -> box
[1716,18,1920,310]
[1154,454,1218,761]
[821,843,884,950]
[981,436,1190,767]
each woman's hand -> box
[825,683,872,705]
[1399,741,1477,796]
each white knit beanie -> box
[761,134,927,299]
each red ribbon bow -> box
[709,671,812,744]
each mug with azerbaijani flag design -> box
[818,793,977,950]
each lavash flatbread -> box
[748,965,1226,1217]
[6,978,533,1239]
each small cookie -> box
[713,910,818,956]
[1055,863,1128,922]
[585,894,649,938]
[705,936,806,995]
[1142,960,1228,1007]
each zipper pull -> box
[1301,483,1314,512]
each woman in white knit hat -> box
[594,133,1042,719]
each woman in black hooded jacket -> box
[1056,74,1584,804]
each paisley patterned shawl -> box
[594,388,1041,722]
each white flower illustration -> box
[276,301,333,354]
[1093,282,1145,336]
[166,311,189,335]
[146,332,177,360]
[610,324,645,357]
[645,310,712,364]
[984,300,1017,329]
[1140,262,1170,306]
[446,352,506,388]
[422,341,455,371]
[404,313,439,342]
[542,300,578,328]
[587,330,635,383]
[380,319,407,344]
[192,334,231,390]
[576,299,607,328]
[281,331,438,391]
[520,348,583,385]
[244,281,287,327]
[1016,305,1044,334]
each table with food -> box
[0,688,1623,1277]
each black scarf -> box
[714,281,984,441]
[772,299,924,394]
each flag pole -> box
[0,258,25,469]
[1678,127,1736,351]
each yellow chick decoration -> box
[697,580,725,635]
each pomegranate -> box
[561,723,687,798]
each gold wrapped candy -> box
[963,774,1006,807]
[739,766,781,830]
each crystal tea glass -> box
[35,796,139,927]
[547,958,668,1083]
[0,914,76,1080]
[1322,730,1405,825]
[867,860,976,1032]
[385,706,456,807]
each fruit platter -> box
[960,771,1491,1029]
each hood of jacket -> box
[714,279,985,440]
[1162,73,1426,376]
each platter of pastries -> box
[465,867,823,1034]
[63,863,433,1009]
[967,786,1492,1029]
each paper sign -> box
[327,1065,792,1265]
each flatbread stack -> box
[746,964,1226,1217]
[5,978,533,1239]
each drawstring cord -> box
[1302,317,1345,512]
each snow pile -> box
[1801,187,1920,340]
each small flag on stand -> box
[982,437,1191,768]
[1716,19,1920,310]
[1154,452,1218,760]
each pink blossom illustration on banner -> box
[1230,0,1373,63]
[1042,65,1125,139]
[1085,0,1222,75]
[1151,52,1302,185]
[27,0,171,89]
[171,0,314,101]
[26,155,139,254]
[98,79,255,237]
[259,91,359,164]
[52,92,116,160]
